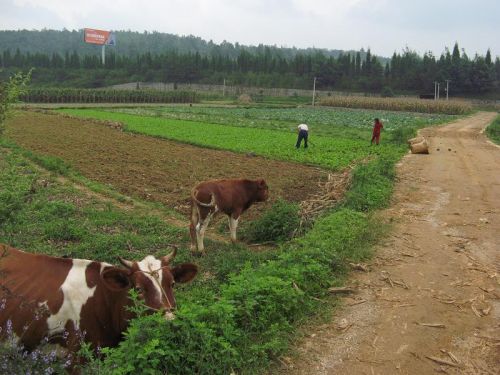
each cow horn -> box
[163,245,178,264]
[118,256,134,269]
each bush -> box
[0,71,31,135]
[381,86,395,98]
[241,199,300,243]
[100,302,241,375]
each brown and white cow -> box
[0,243,197,352]
[189,178,269,253]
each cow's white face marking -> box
[46,259,97,335]
[137,256,163,304]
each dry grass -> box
[298,167,352,229]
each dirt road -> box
[281,112,499,374]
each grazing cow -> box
[0,244,197,353]
[189,178,269,253]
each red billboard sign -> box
[84,28,115,45]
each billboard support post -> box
[84,28,115,66]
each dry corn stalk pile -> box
[298,167,352,229]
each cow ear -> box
[171,263,198,283]
[258,179,266,187]
[102,267,131,292]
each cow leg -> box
[189,205,198,252]
[229,215,240,243]
[195,220,205,254]
[197,210,214,253]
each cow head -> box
[255,179,269,202]
[101,247,197,319]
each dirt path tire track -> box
[280,112,499,375]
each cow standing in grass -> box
[189,178,269,254]
[0,244,197,353]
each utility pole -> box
[101,44,105,66]
[434,81,438,100]
[312,77,317,106]
[223,78,226,97]
[445,80,450,100]
[437,82,440,99]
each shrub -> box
[381,86,395,98]
[100,302,241,375]
[241,199,300,243]
[0,71,31,135]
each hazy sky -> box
[1,0,498,58]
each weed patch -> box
[240,199,300,243]
[486,115,500,144]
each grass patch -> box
[240,199,300,243]
[486,115,500,144]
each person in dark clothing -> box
[371,118,384,145]
[296,123,309,149]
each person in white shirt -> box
[296,123,309,149]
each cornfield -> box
[319,96,472,115]
[20,88,199,104]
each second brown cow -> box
[189,178,269,253]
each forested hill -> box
[0,30,498,96]
[0,29,368,60]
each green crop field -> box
[58,107,453,170]
[105,105,454,137]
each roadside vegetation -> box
[485,115,500,144]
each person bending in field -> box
[296,123,309,149]
[371,118,384,145]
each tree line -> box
[1,42,498,96]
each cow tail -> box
[191,188,216,208]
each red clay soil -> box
[5,111,328,216]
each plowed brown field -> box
[5,111,327,216]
